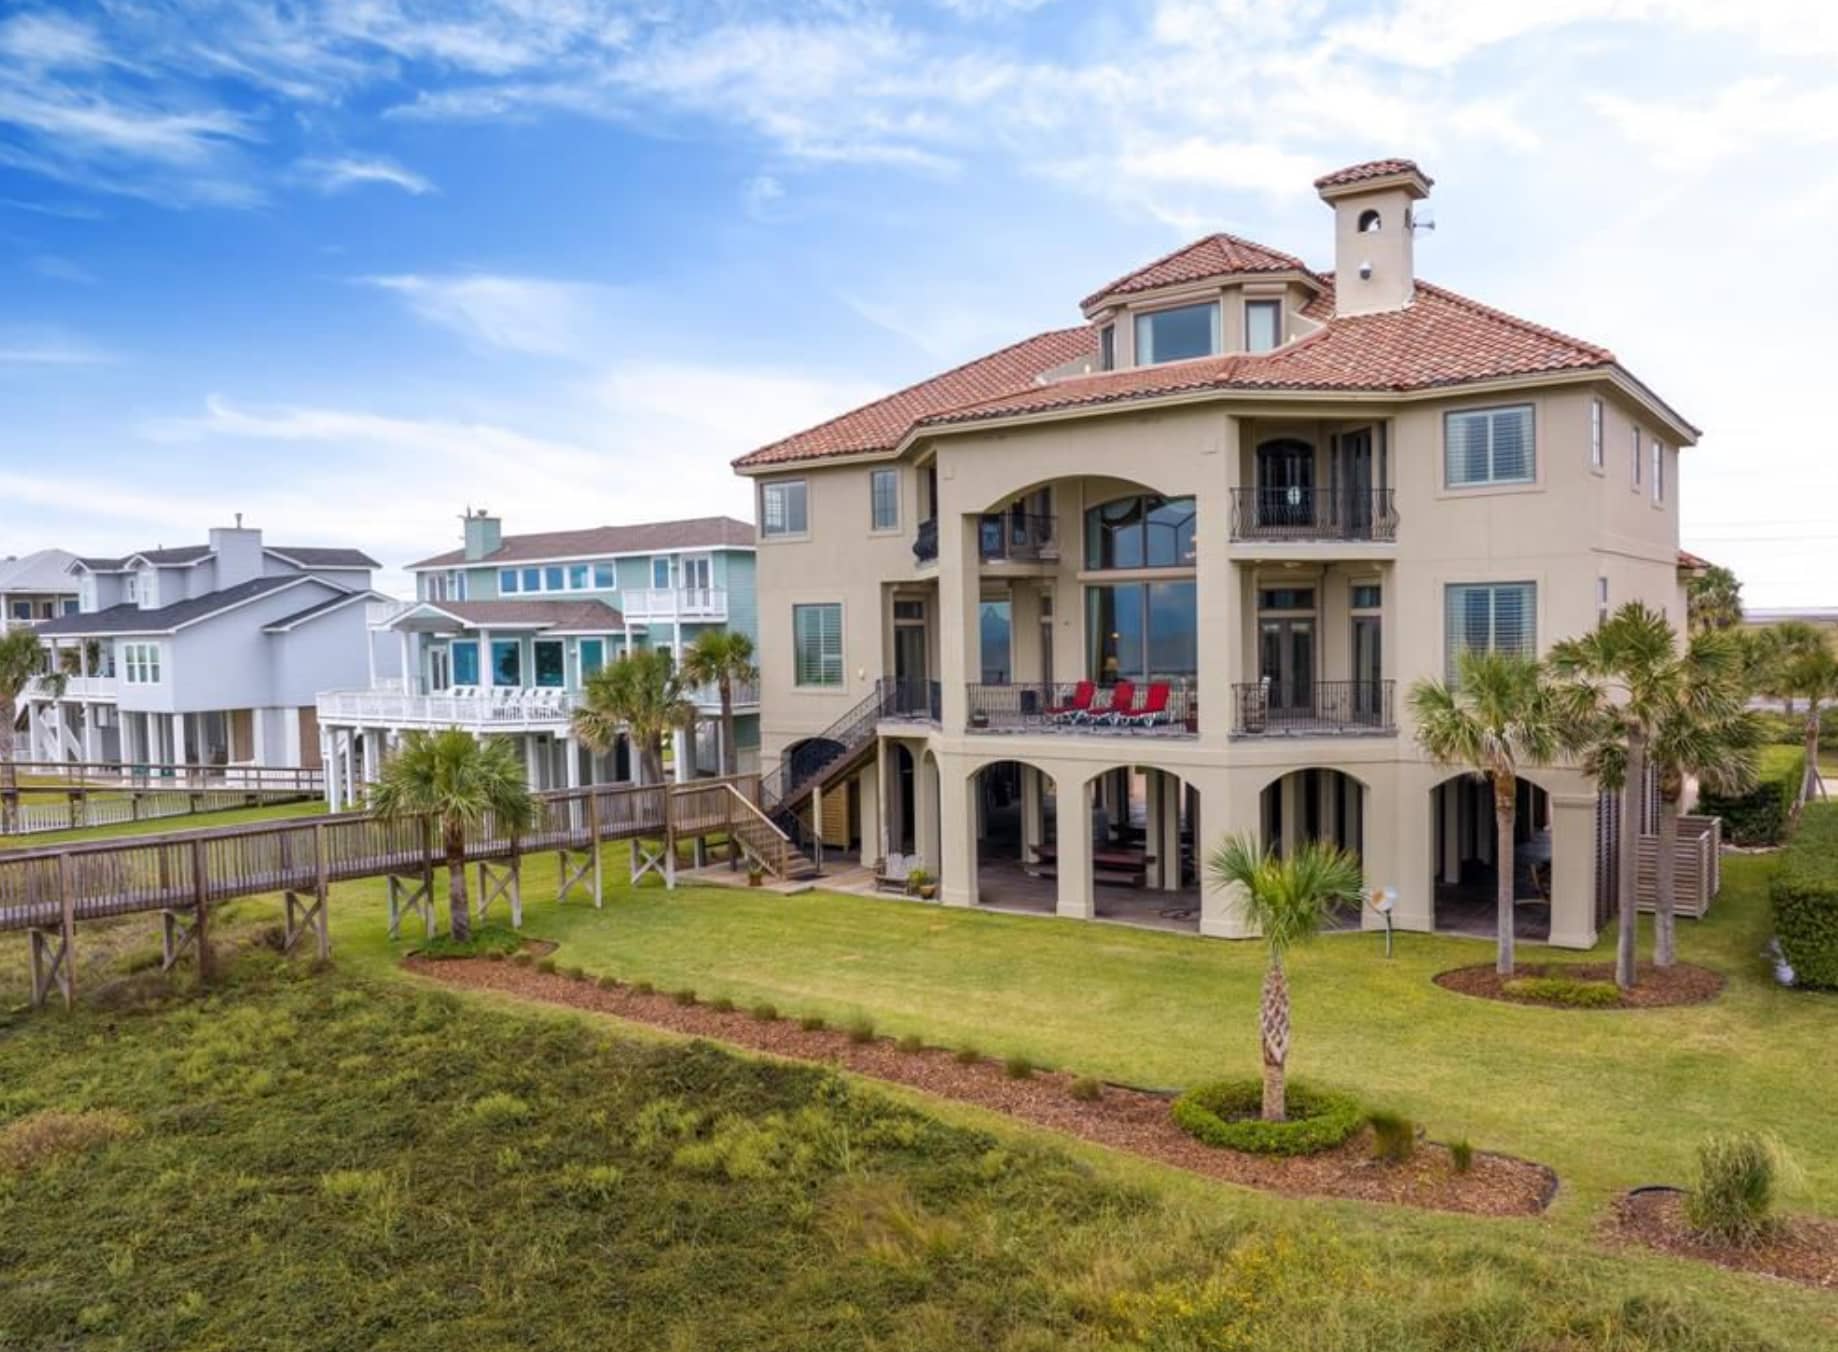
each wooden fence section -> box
[2,774,766,1009]
[1633,815,1723,918]
[9,760,324,794]
[2,786,322,837]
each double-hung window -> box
[1590,399,1604,470]
[1651,439,1665,503]
[792,603,843,687]
[569,564,588,589]
[1444,582,1536,681]
[521,567,541,593]
[870,468,899,530]
[1098,323,1116,371]
[499,568,519,594]
[592,562,615,589]
[1134,302,1219,365]
[1444,405,1534,487]
[762,480,808,538]
[1631,426,1642,488]
[122,642,161,684]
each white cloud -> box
[594,362,886,459]
[1120,139,1325,195]
[1590,77,1838,174]
[28,254,97,285]
[0,11,108,69]
[297,155,436,195]
[360,273,609,356]
[742,173,785,221]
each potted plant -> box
[747,862,765,888]
[907,867,937,900]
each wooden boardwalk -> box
[2,774,785,1009]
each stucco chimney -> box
[463,509,502,562]
[208,522,264,588]
[1315,159,1433,317]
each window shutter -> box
[1490,408,1532,481]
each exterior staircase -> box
[718,783,821,881]
[758,678,939,854]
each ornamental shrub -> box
[1172,1080,1366,1156]
[1449,1138,1475,1173]
[1501,975,1622,1008]
[1686,1130,1796,1246]
[1702,745,1802,845]
[1772,802,1838,989]
[1367,1110,1416,1163]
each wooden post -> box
[314,823,330,960]
[58,854,77,1010]
[588,791,603,908]
[191,836,212,985]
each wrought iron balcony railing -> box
[913,517,939,564]
[1232,679,1395,735]
[965,680,1197,736]
[979,512,1057,563]
[1230,487,1398,542]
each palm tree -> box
[0,628,64,832]
[370,729,534,942]
[678,630,757,777]
[1408,648,1566,976]
[1207,835,1364,1122]
[1686,563,1744,634]
[1549,602,1692,990]
[1771,622,1838,804]
[1648,631,1761,967]
[572,648,694,786]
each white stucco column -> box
[171,712,189,768]
[936,507,981,733]
[564,734,581,789]
[399,632,413,695]
[252,707,268,766]
[1020,764,1043,863]
[873,738,891,865]
[1200,768,1258,938]
[857,754,881,868]
[81,707,100,763]
[25,702,44,764]
[1055,772,1094,920]
[323,733,341,811]
[916,751,941,876]
[1440,778,1462,884]
[524,734,541,789]
[1160,771,1184,892]
[940,755,977,908]
[672,727,692,783]
[1197,413,1240,735]
[478,629,494,690]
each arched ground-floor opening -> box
[1257,767,1368,931]
[1429,773,1556,944]
[969,761,1201,933]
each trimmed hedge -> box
[1772,802,1838,990]
[1702,744,1802,846]
[1171,1079,1365,1156]
[1500,975,1621,1008]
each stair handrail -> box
[718,781,793,878]
[759,677,892,813]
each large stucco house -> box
[23,523,388,770]
[734,158,1696,948]
[313,512,759,808]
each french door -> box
[1259,618,1314,714]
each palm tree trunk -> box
[445,820,471,942]
[1617,732,1646,990]
[719,681,735,779]
[1259,955,1290,1122]
[1492,773,1517,977]
[1655,790,1680,968]
[0,695,17,833]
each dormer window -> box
[1245,299,1282,353]
[1133,301,1219,365]
[1357,208,1383,233]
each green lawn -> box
[1,954,1833,1350]
[0,798,327,850]
[293,843,1836,1231]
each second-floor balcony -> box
[979,511,1057,564]
[1232,679,1395,736]
[1230,487,1398,543]
[913,518,939,565]
[620,586,729,621]
[26,673,117,701]
[318,677,756,730]
[966,680,1197,737]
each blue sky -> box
[2,1,1836,602]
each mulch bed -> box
[405,954,1556,1218]
[1434,961,1723,1010]
[1607,1188,1838,1289]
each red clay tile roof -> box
[409,517,753,569]
[1314,158,1431,191]
[1677,550,1714,571]
[733,327,1095,469]
[921,278,1615,428]
[736,246,1694,470]
[1080,232,1313,310]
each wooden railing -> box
[672,779,792,879]
[1634,815,1723,918]
[1,785,321,837]
[8,761,324,793]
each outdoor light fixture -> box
[1368,885,1398,958]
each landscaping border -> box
[405,953,1558,1218]
[1433,962,1723,1010]
[1606,1187,1838,1290]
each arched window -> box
[1357,208,1382,233]
[1083,494,1195,569]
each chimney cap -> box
[1315,158,1432,201]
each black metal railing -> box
[759,677,940,847]
[965,680,1197,735]
[913,518,938,563]
[979,512,1057,563]
[1232,679,1394,735]
[1230,488,1397,542]
[882,678,941,722]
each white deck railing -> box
[317,688,576,728]
[24,674,117,700]
[621,586,729,620]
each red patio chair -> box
[1045,680,1095,724]
[1091,680,1135,726]
[1116,682,1172,728]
